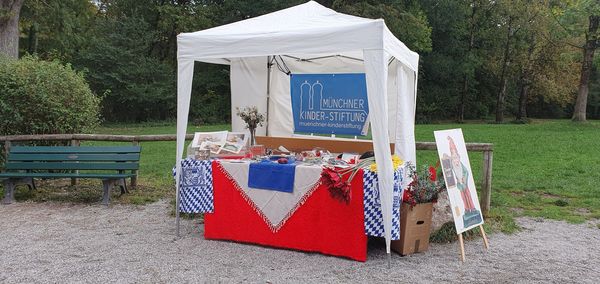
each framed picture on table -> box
[219,132,248,154]
[191,131,228,152]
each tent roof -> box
[177,1,419,71]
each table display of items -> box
[175,142,442,261]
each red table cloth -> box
[204,162,368,261]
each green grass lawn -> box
[414,120,600,238]
[2,119,599,234]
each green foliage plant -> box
[0,55,100,136]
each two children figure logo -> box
[299,80,323,112]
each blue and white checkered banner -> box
[173,159,214,213]
[363,167,403,240]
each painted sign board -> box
[434,129,484,234]
[290,73,369,136]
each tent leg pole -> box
[387,252,391,269]
[176,185,180,237]
[266,56,271,136]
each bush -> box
[0,56,100,136]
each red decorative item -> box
[277,157,288,164]
[403,163,445,208]
[403,179,418,207]
[321,167,351,204]
[402,188,411,202]
[429,166,437,181]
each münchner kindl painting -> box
[434,129,484,234]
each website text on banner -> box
[290,73,369,136]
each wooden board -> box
[480,225,490,249]
[0,172,134,179]
[458,233,466,262]
[9,153,140,162]
[10,146,141,154]
[5,162,139,171]
[255,136,394,153]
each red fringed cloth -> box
[204,162,368,261]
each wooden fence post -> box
[70,139,80,186]
[131,140,139,188]
[481,150,493,216]
[3,140,11,162]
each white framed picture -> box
[434,129,484,234]
[219,132,248,154]
[191,131,228,153]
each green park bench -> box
[1,146,141,205]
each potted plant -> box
[392,162,445,255]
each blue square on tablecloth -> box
[248,161,296,193]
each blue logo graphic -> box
[290,73,369,136]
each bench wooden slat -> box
[10,146,141,154]
[5,162,139,171]
[8,153,140,162]
[0,173,134,179]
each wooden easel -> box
[458,224,489,262]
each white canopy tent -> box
[175,1,419,256]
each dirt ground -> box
[1,200,599,283]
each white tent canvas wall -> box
[175,1,419,257]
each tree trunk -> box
[517,71,530,120]
[496,18,513,123]
[496,77,508,122]
[459,77,467,123]
[0,0,25,58]
[458,0,478,123]
[517,36,535,121]
[572,15,599,122]
[27,22,38,54]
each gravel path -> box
[1,200,599,283]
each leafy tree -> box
[489,0,548,123]
[420,0,494,122]
[74,15,175,121]
[19,0,96,61]
[493,1,572,121]
[552,0,600,122]
[513,8,579,121]
[11,0,598,124]
[0,0,24,58]
[206,0,305,25]
[473,0,578,123]
[332,0,432,53]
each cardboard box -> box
[392,202,433,255]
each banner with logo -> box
[290,73,369,136]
